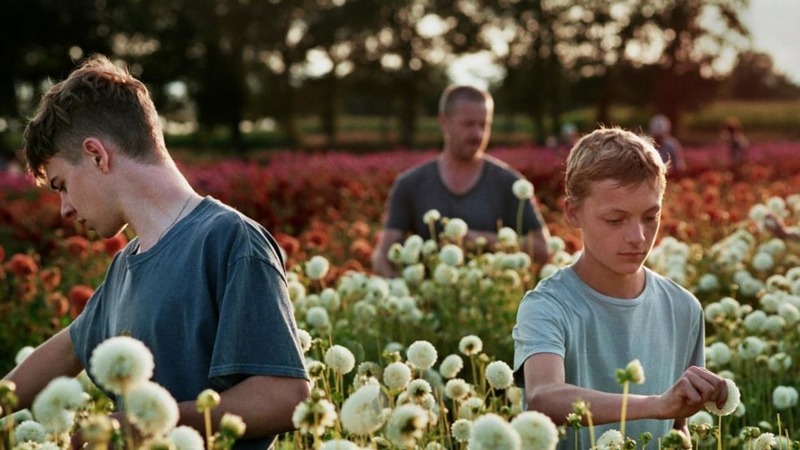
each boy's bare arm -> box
[3,327,84,410]
[523,354,727,426]
[174,375,311,438]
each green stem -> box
[620,381,629,439]
[516,199,524,238]
[204,407,213,449]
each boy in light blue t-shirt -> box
[513,127,729,449]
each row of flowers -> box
[2,144,800,448]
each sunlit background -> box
[1,0,799,155]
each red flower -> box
[6,253,38,277]
[48,293,69,317]
[40,267,62,291]
[104,233,128,256]
[64,235,90,258]
[274,232,300,258]
[68,284,94,318]
[349,238,373,264]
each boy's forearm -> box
[527,384,662,426]
[175,375,310,439]
[3,327,83,410]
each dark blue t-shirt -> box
[385,155,544,239]
[70,196,308,450]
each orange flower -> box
[64,235,90,258]
[6,253,38,277]
[40,267,62,291]
[349,238,373,264]
[302,227,330,251]
[17,279,38,303]
[48,292,70,317]
[68,284,95,319]
[349,220,371,239]
[274,232,300,258]
[104,233,129,256]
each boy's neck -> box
[571,257,646,299]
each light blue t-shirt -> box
[513,266,704,449]
[71,197,308,450]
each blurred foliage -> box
[1,0,799,156]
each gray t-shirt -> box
[513,266,704,449]
[384,155,544,239]
[70,197,308,450]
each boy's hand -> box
[656,366,728,419]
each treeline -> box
[2,0,799,155]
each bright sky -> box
[742,0,800,84]
[450,1,800,88]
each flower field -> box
[2,141,800,449]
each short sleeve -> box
[512,291,566,382]
[384,176,412,232]
[209,257,308,389]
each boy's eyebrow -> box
[602,205,662,214]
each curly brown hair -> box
[23,54,165,184]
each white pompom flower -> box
[423,209,441,226]
[125,381,180,437]
[497,227,518,246]
[296,329,313,353]
[306,306,330,329]
[596,429,624,448]
[705,378,740,416]
[439,354,464,379]
[444,378,471,401]
[443,218,468,240]
[406,340,438,371]
[320,440,360,450]
[14,346,35,366]
[512,179,534,200]
[324,345,356,375]
[468,413,521,450]
[385,404,428,449]
[31,377,89,434]
[90,336,155,395]
[510,411,558,450]
[485,361,514,390]
[383,362,412,390]
[459,335,483,356]
[305,255,330,280]
[340,384,387,435]
[439,244,464,266]
[168,426,205,450]
[772,385,799,410]
[14,420,47,444]
[451,418,473,442]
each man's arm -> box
[523,228,551,265]
[174,375,310,438]
[523,353,728,426]
[3,327,84,410]
[372,228,404,277]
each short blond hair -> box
[565,127,666,205]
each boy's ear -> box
[82,138,111,173]
[565,198,581,228]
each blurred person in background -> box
[372,84,550,277]
[649,114,686,176]
[721,117,749,175]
